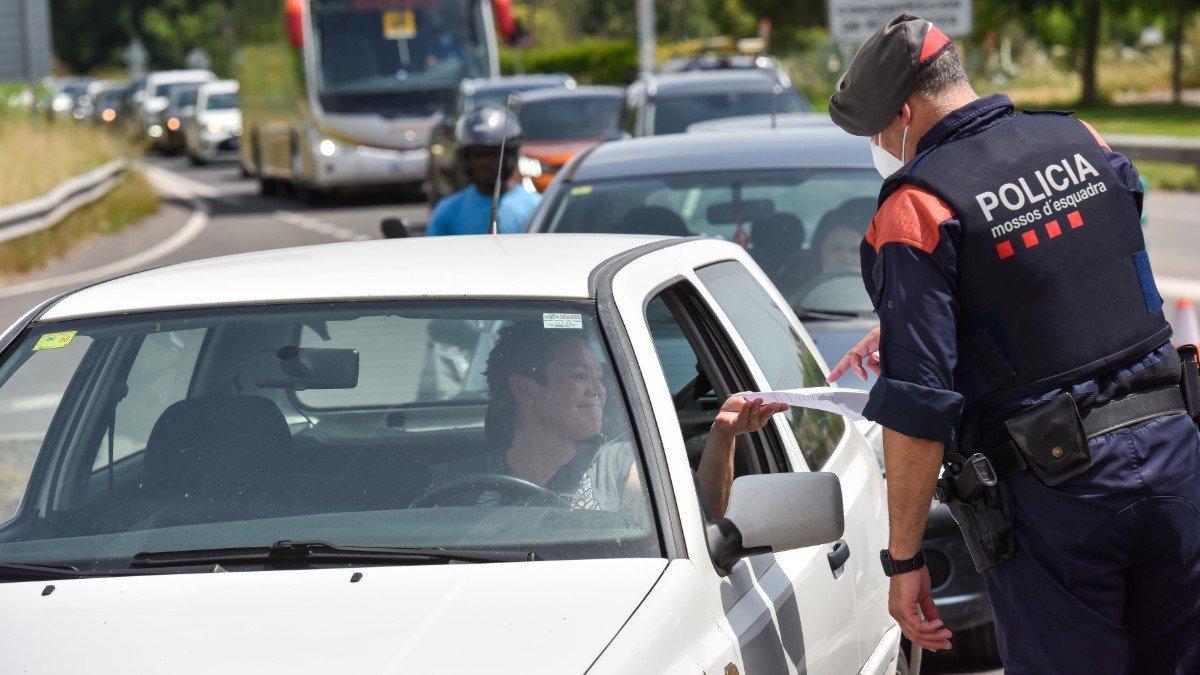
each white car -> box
[185,80,242,165]
[0,235,900,674]
[140,69,216,141]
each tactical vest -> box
[882,111,1171,410]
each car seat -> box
[609,205,691,237]
[749,212,806,292]
[142,394,293,501]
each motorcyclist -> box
[426,105,541,236]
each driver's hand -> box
[827,326,881,382]
[712,396,789,437]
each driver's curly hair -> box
[483,321,584,449]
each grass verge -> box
[0,170,160,277]
[0,118,125,207]
[1137,160,1200,194]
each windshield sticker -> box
[543,313,583,330]
[33,331,77,352]
[570,185,594,196]
[382,9,417,39]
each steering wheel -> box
[791,272,874,315]
[410,473,562,508]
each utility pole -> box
[636,0,655,77]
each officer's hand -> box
[827,326,881,382]
[890,566,952,651]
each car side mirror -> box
[380,217,409,239]
[707,472,844,575]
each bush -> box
[501,40,639,85]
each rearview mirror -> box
[380,217,409,239]
[254,346,360,390]
[706,199,775,224]
[707,472,844,574]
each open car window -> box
[0,301,659,574]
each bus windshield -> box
[312,0,489,101]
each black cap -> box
[455,104,522,150]
[828,13,952,137]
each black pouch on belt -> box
[1179,345,1200,425]
[1004,391,1091,487]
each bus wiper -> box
[130,540,539,569]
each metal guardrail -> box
[0,159,127,245]
[1109,134,1200,169]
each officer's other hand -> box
[889,566,952,651]
[827,326,881,382]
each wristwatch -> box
[879,549,926,577]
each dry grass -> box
[0,118,127,207]
[0,170,160,278]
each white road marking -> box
[0,195,209,299]
[274,209,370,242]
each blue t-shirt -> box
[426,186,541,236]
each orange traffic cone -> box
[1173,298,1200,346]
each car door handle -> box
[827,539,850,575]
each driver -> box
[475,322,786,516]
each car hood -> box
[0,558,666,674]
[522,138,599,166]
[201,109,241,127]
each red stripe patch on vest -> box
[1022,229,1039,248]
[919,25,951,63]
[1046,220,1062,238]
[866,184,954,254]
[996,241,1015,260]
[1078,120,1110,151]
[1068,210,1084,228]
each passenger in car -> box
[478,322,787,516]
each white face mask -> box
[870,126,908,179]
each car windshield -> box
[205,92,238,110]
[171,88,199,108]
[546,168,881,314]
[518,96,622,141]
[0,301,658,573]
[650,90,809,135]
[312,0,489,96]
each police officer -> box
[826,13,1200,673]
[426,105,540,236]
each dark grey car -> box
[618,70,811,137]
[526,125,1000,661]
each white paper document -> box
[739,387,870,421]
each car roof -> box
[643,70,780,96]
[146,70,214,84]
[514,86,624,104]
[200,80,239,94]
[688,112,834,132]
[41,235,676,321]
[565,127,873,182]
[461,74,575,96]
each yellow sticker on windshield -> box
[382,10,417,40]
[570,185,594,196]
[33,331,77,351]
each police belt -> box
[981,386,1187,480]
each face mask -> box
[870,126,908,179]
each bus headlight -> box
[318,139,338,157]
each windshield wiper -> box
[0,562,90,581]
[129,540,538,569]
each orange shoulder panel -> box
[1078,119,1110,150]
[865,184,954,254]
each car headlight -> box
[148,125,164,138]
[318,139,338,157]
[166,117,181,131]
[518,156,543,178]
[206,122,224,135]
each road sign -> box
[125,39,148,77]
[827,0,973,45]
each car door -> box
[642,279,864,674]
[690,257,893,667]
